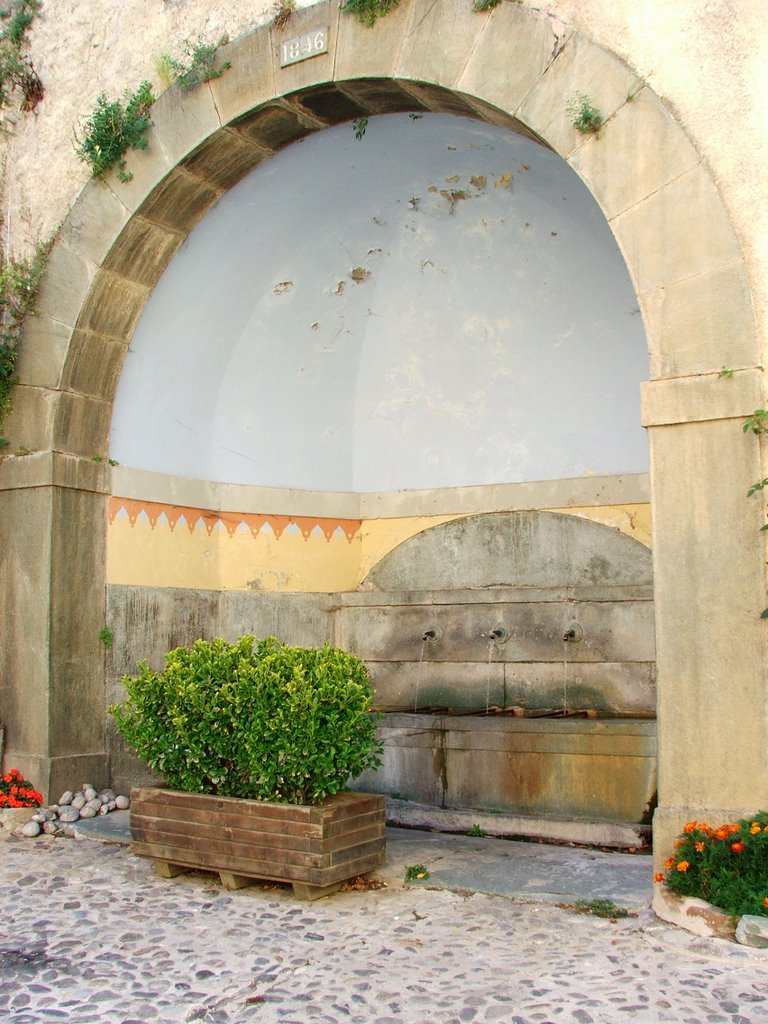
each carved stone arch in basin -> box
[362,510,654,592]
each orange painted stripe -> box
[108,497,361,543]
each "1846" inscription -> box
[280,28,328,67]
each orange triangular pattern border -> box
[108,497,361,544]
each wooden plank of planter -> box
[131,828,325,868]
[131,813,320,853]
[133,787,319,822]
[132,840,323,884]
[324,808,389,839]
[292,881,342,901]
[132,792,322,837]
[130,789,386,892]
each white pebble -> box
[79,806,97,819]
[115,795,130,810]
[71,794,86,810]
[20,821,41,837]
[84,788,98,802]
[58,791,73,806]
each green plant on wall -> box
[340,0,401,27]
[156,35,231,92]
[272,0,296,30]
[0,239,51,447]
[75,81,155,183]
[0,0,43,112]
[472,0,503,10]
[743,406,768,617]
[567,93,603,134]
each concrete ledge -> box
[383,798,650,850]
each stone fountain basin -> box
[354,712,657,828]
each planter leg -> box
[219,871,256,891]
[292,881,342,901]
[153,860,190,879]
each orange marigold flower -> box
[683,821,697,834]
[676,861,690,872]
[729,824,740,834]
[654,873,665,883]
[715,827,729,840]
[695,842,705,853]
[763,897,768,909]
[664,856,675,870]
[751,823,761,834]
[731,842,744,854]
[674,838,685,848]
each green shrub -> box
[567,93,603,134]
[0,240,51,447]
[0,0,44,112]
[657,812,768,917]
[75,81,155,182]
[109,636,383,805]
[340,0,401,27]
[158,36,231,92]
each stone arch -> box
[22,0,758,457]
[4,0,765,874]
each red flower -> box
[731,842,744,854]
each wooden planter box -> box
[130,787,386,899]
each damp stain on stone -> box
[273,280,293,295]
[350,267,371,283]
[439,189,468,214]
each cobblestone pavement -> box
[2,834,768,1024]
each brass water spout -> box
[562,623,583,643]
[481,625,509,643]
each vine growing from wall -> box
[0,0,43,114]
[340,0,401,27]
[743,407,768,618]
[156,35,231,91]
[0,238,52,448]
[74,81,155,183]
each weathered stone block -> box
[460,4,564,122]
[102,217,184,288]
[570,87,700,220]
[736,915,768,948]
[136,168,223,234]
[611,163,742,294]
[518,31,640,159]
[76,270,150,341]
[181,128,270,191]
[653,886,737,940]
[640,261,758,379]
[394,0,486,89]
[60,179,131,267]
